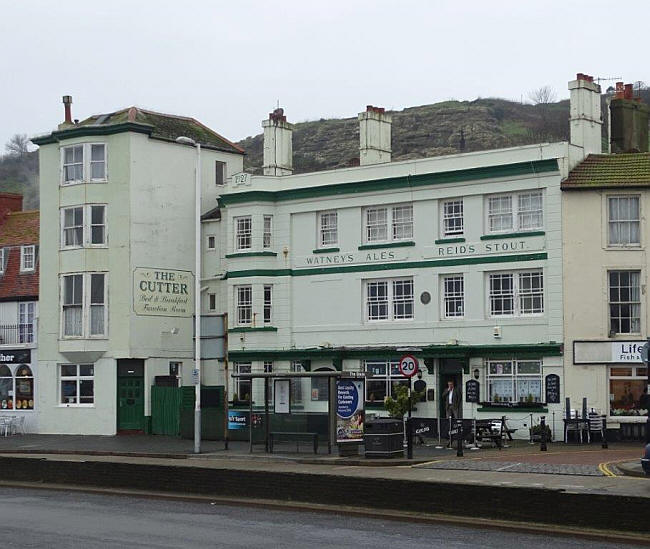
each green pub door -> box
[117,359,145,431]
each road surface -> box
[0,487,641,548]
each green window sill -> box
[228,326,278,333]
[435,237,466,244]
[480,231,545,241]
[312,247,340,254]
[225,251,278,258]
[358,241,415,250]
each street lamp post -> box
[176,136,202,454]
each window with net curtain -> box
[608,196,640,246]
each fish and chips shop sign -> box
[133,268,194,317]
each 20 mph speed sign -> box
[399,355,418,377]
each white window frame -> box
[263,215,273,249]
[208,293,216,311]
[441,199,464,237]
[20,245,35,272]
[233,362,251,401]
[59,364,95,407]
[442,274,464,319]
[18,302,36,344]
[60,272,108,338]
[206,235,216,250]
[365,277,414,322]
[608,270,641,335]
[486,359,542,404]
[263,285,272,324]
[234,216,252,251]
[0,248,4,274]
[364,359,408,403]
[0,364,35,411]
[488,270,544,318]
[608,365,649,416]
[485,191,543,234]
[607,195,641,247]
[60,205,107,249]
[235,285,252,326]
[60,143,107,185]
[215,160,226,186]
[318,211,338,247]
[363,204,413,244]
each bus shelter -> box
[231,370,367,454]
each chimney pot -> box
[62,95,73,124]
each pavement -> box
[0,434,647,540]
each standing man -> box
[442,379,462,447]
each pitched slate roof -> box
[562,153,650,189]
[0,210,39,300]
[33,107,244,155]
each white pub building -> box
[208,76,604,439]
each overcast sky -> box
[1,0,648,151]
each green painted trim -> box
[358,241,415,250]
[480,231,546,241]
[313,247,340,254]
[332,358,343,372]
[225,252,548,279]
[435,237,466,244]
[477,407,548,413]
[225,251,278,258]
[218,159,560,206]
[228,326,278,333]
[31,122,154,145]
[227,343,562,361]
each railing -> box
[0,324,35,345]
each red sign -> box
[399,355,418,378]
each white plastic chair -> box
[0,417,10,437]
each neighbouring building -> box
[32,99,243,434]
[562,81,650,440]
[0,193,38,432]
[207,75,603,440]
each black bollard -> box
[540,415,547,451]
[601,415,608,449]
[407,417,413,459]
[456,418,464,457]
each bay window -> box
[61,273,107,338]
[61,205,107,248]
[235,285,252,325]
[62,143,106,185]
[234,216,252,251]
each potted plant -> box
[529,423,552,442]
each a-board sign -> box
[545,374,560,404]
[465,379,480,403]
[399,355,418,378]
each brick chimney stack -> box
[610,82,649,153]
[0,192,23,226]
[262,107,293,176]
[359,105,392,166]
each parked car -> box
[642,443,650,476]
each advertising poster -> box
[336,379,364,443]
[274,379,291,414]
[228,410,248,430]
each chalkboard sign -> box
[465,379,480,403]
[545,374,560,404]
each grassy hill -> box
[237,97,572,174]
[0,151,38,210]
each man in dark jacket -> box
[442,379,462,419]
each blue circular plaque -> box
[337,380,359,419]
